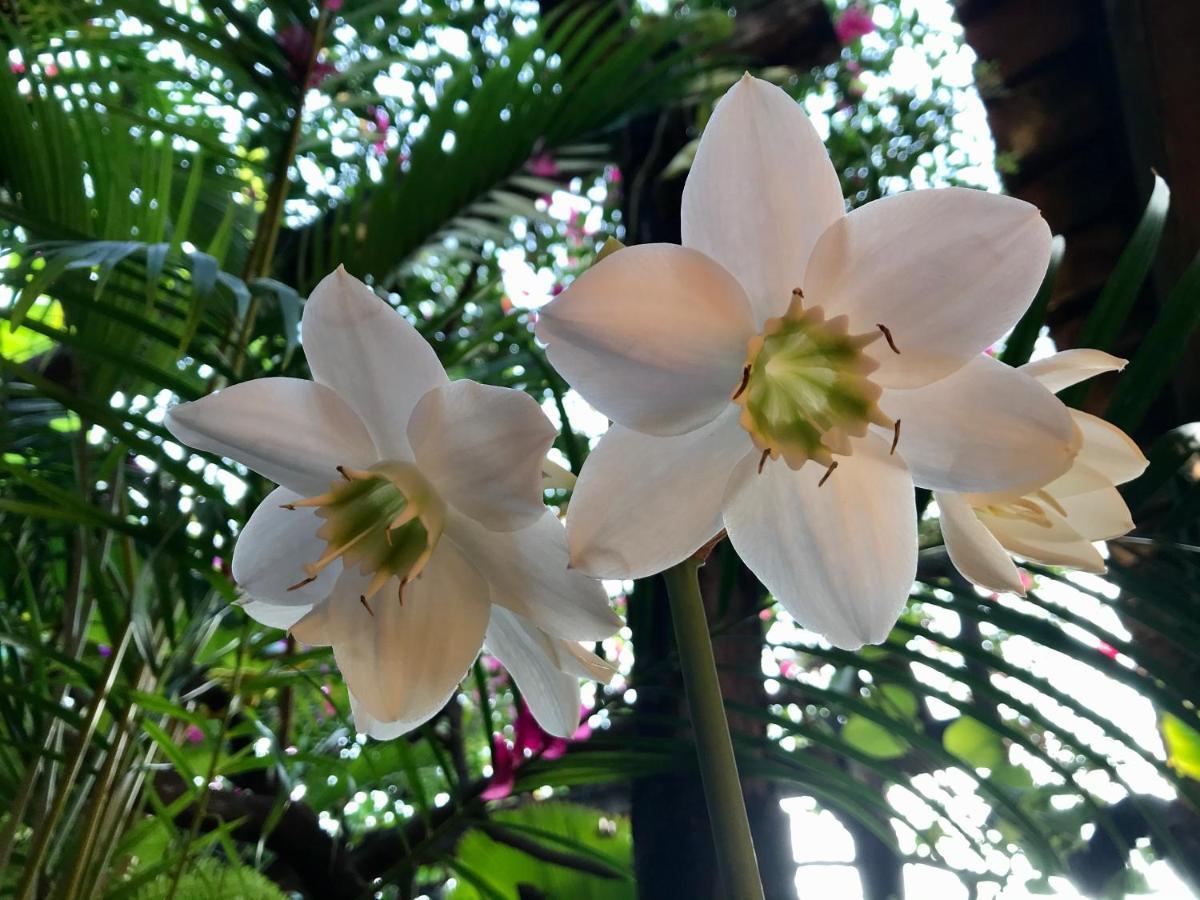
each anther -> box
[818,461,839,487]
[757,448,771,474]
[286,575,316,592]
[336,465,350,481]
[732,364,751,400]
[791,287,804,299]
[876,323,900,354]
[890,419,901,455]
[360,595,374,616]
[280,503,296,510]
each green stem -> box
[663,558,765,900]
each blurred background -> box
[2,0,1199,897]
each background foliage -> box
[2,0,1199,898]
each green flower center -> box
[284,461,444,608]
[734,292,893,473]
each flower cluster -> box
[166,74,1141,750]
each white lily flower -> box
[936,349,1149,594]
[167,267,619,739]
[535,74,1079,649]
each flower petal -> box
[806,188,1053,388]
[1063,411,1148,487]
[232,488,337,604]
[567,409,753,579]
[935,491,1025,594]
[1020,349,1126,393]
[883,355,1077,495]
[681,74,845,324]
[165,377,376,495]
[1056,487,1135,541]
[301,266,448,459]
[485,606,581,738]
[240,599,312,631]
[982,509,1106,573]
[348,694,439,741]
[447,511,620,641]
[535,244,756,436]
[314,541,489,727]
[722,434,916,649]
[407,380,555,531]
[556,642,617,683]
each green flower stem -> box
[663,558,765,900]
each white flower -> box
[167,267,619,738]
[936,350,1148,593]
[535,74,1079,649]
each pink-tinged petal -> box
[722,434,916,649]
[882,355,1077,495]
[806,188,1053,388]
[682,74,845,324]
[566,409,753,580]
[1056,487,1135,542]
[166,377,376,495]
[535,244,756,436]
[232,487,337,605]
[407,380,555,531]
[935,491,1025,594]
[447,511,620,641]
[1019,349,1126,393]
[301,266,448,459]
[303,541,489,730]
[982,508,1106,573]
[485,607,582,740]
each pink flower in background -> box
[324,0,343,10]
[527,152,560,178]
[43,63,59,77]
[514,700,591,760]
[1097,641,1119,660]
[836,6,876,44]
[367,106,390,156]
[276,23,336,87]
[483,735,516,800]
[778,659,799,679]
[10,61,26,75]
[605,165,622,185]
[185,725,205,744]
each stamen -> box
[758,448,771,474]
[876,323,900,354]
[280,503,296,510]
[359,595,374,616]
[890,419,901,455]
[1035,489,1068,518]
[791,287,804,299]
[286,575,316,592]
[731,364,751,400]
[818,461,839,487]
[397,582,405,606]
[336,465,351,481]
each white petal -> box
[556,642,617,683]
[232,488,337,604]
[883,355,1077,495]
[983,510,1106,573]
[1056,488,1135,541]
[1063,411,1148,488]
[289,569,369,647]
[165,378,376,495]
[485,607,581,738]
[240,599,313,631]
[722,434,916,649]
[301,266,448,459]
[535,244,756,436]
[313,542,489,726]
[349,694,439,741]
[447,511,620,641]
[935,492,1025,594]
[407,380,555,531]
[805,188,1053,388]
[681,74,845,324]
[566,409,753,579]
[1020,349,1127,393]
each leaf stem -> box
[663,558,765,900]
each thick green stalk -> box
[663,558,765,900]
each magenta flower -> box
[527,152,560,178]
[483,735,516,800]
[185,725,205,744]
[276,23,336,87]
[835,6,876,44]
[324,0,343,10]
[513,700,591,761]
[10,61,26,75]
